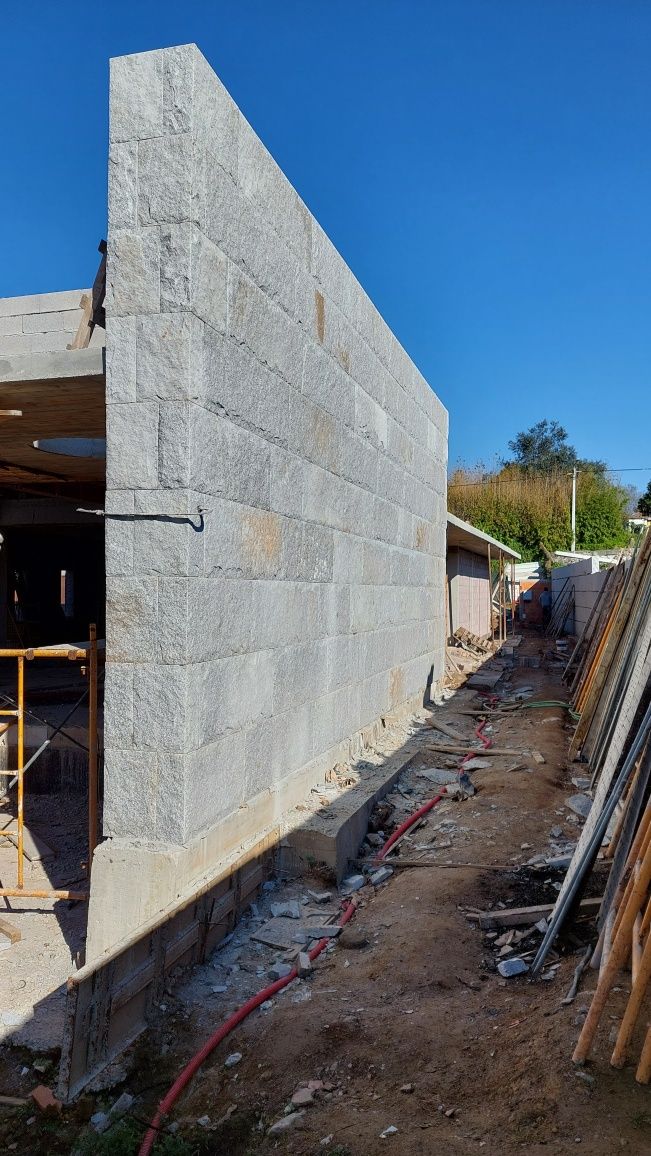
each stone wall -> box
[0,290,104,357]
[90,43,447,956]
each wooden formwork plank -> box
[57,830,277,1102]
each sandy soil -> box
[1,632,650,1154]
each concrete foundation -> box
[88,43,448,957]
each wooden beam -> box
[467,896,602,930]
[0,916,20,945]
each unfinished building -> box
[0,43,447,1058]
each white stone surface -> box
[94,42,448,956]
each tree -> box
[506,420,577,473]
[506,419,607,476]
[639,481,651,517]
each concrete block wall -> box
[551,558,610,635]
[0,291,105,357]
[447,547,490,638]
[90,43,447,955]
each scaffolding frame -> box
[0,625,98,902]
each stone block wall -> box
[91,43,447,953]
[0,290,104,357]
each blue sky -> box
[2,1,650,493]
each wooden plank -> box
[67,293,93,350]
[426,742,522,756]
[57,829,278,1103]
[426,717,466,741]
[468,896,602,930]
[0,916,20,945]
[0,815,54,861]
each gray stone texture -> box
[0,290,105,357]
[104,44,448,849]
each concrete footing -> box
[86,689,428,959]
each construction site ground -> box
[1,630,650,1154]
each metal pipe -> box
[3,686,94,793]
[487,544,492,641]
[0,888,88,901]
[88,624,98,865]
[0,648,87,660]
[0,690,90,753]
[531,699,651,975]
[571,465,577,552]
[511,559,516,636]
[16,656,24,890]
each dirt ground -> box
[1,632,650,1154]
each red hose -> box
[138,899,358,1154]
[459,717,493,769]
[139,713,492,1152]
[375,793,445,860]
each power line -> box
[448,467,651,488]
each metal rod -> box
[88,624,98,865]
[532,699,651,975]
[0,690,90,753]
[487,544,492,642]
[16,657,24,890]
[511,559,516,636]
[0,888,88,901]
[571,465,577,552]
[3,685,93,793]
[0,648,87,660]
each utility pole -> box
[571,465,577,552]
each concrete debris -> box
[341,874,366,893]
[497,957,529,977]
[211,985,228,994]
[253,918,307,950]
[550,826,563,839]
[270,900,302,919]
[571,776,591,791]
[110,1092,135,1120]
[224,1052,242,1068]
[269,1110,306,1134]
[305,925,342,939]
[307,890,333,904]
[291,1086,316,1107]
[462,757,493,771]
[268,962,293,980]
[400,1082,415,1093]
[370,866,394,885]
[575,1071,595,1087]
[90,1111,110,1133]
[416,768,459,785]
[531,750,546,764]
[445,776,475,798]
[197,1115,211,1127]
[297,952,313,978]
[380,1124,399,1137]
[566,794,592,819]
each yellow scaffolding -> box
[0,626,98,902]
